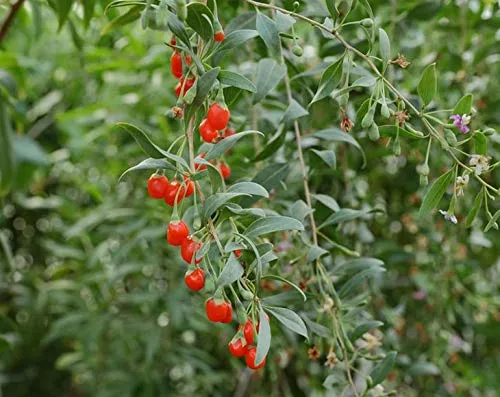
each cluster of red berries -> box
[170,38,195,98]
[147,173,195,206]
[227,316,268,370]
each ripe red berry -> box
[243,319,255,345]
[235,249,242,258]
[183,176,195,197]
[207,103,230,130]
[167,220,189,246]
[171,52,183,78]
[175,77,195,97]
[219,163,231,179]
[245,347,266,370]
[170,37,176,46]
[184,268,205,291]
[164,180,185,206]
[147,174,169,199]
[228,337,248,358]
[181,236,202,264]
[199,119,218,143]
[220,301,233,323]
[205,298,229,322]
[214,31,225,42]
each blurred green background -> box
[0,1,499,396]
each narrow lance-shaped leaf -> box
[119,158,178,181]
[245,216,304,238]
[310,57,343,106]
[419,168,453,218]
[256,12,281,56]
[378,28,391,64]
[255,307,271,366]
[219,70,256,92]
[265,306,308,339]
[205,130,262,160]
[186,3,214,41]
[216,254,244,287]
[370,352,397,386]
[253,58,287,104]
[417,63,437,107]
[465,189,483,228]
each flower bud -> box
[361,106,375,128]
[368,123,380,141]
[291,44,303,57]
[417,163,430,176]
[361,18,373,27]
[381,103,391,119]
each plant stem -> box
[0,0,25,44]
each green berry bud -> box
[361,106,375,128]
[393,140,401,156]
[291,44,303,57]
[368,123,380,141]
[420,174,428,186]
[381,102,391,119]
[361,18,373,27]
[417,163,430,176]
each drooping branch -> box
[0,0,25,44]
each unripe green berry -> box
[417,163,430,176]
[361,106,375,128]
[420,174,428,186]
[361,18,373,27]
[291,44,303,57]
[368,123,380,141]
[393,140,401,156]
[381,103,391,119]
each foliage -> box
[0,0,499,396]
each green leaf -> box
[307,245,328,262]
[255,307,271,365]
[253,127,286,161]
[225,204,266,218]
[256,12,281,56]
[370,352,397,386]
[465,190,483,228]
[227,182,268,198]
[265,307,308,339]
[350,321,384,342]
[301,315,330,338]
[101,6,142,35]
[310,149,336,169]
[0,101,14,194]
[253,58,287,104]
[83,0,96,27]
[408,362,440,377]
[339,267,385,298]
[195,158,223,192]
[310,57,343,106]
[219,70,256,92]
[240,163,289,206]
[325,0,339,18]
[473,133,487,155]
[216,29,259,54]
[453,94,473,115]
[205,130,262,160]
[185,67,220,120]
[419,168,453,218]
[281,99,309,123]
[55,0,73,29]
[119,158,177,181]
[313,194,340,212]
[313,128,366,166]
[202,192,250,219]
[262,275,307,302]
[186,3,214,41]
[379,125,425,139]
[319,208,367,229]
[167,11,192,49]
[217,253,244,287]
[245,216,304,238]
[417,63,437,107]
[338,257,385,274]
[378,28,391,63]
[116,122,189,170]
[484,210,500,232]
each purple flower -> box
[450,114,471,134]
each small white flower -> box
[439,210,458,224]
[356,332,382,350]
[370,384,385,397]
[456,174,469,196]
[469,155,490,176]
[319,296,334,312]
[461,114,471,126]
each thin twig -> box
[0,0,25,44]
